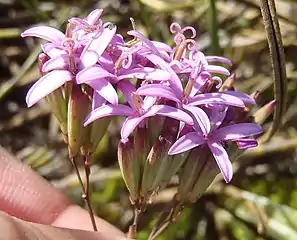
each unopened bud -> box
[253,100,276,124]
[141,117,181,201]
[67,84,91,157]
[118,140,141,203]
[177,146,219,203]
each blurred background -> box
[0,0,297,239]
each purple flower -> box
[21,9,117,107]
[84,80,194,141]
[135,54,252,109]
[168,107,262,183]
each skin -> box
[0,146,125,240]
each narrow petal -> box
[86,78,118,105]
[168,132,205,155]
[204,65,230,76]
[86,9,103,25]
[41,43,67,58]
[76,66,116,84]
[183,105,211,136]
[188,92,245,108]
[118,67,171,81]
[92,92,106,110]
[80,24,117,67]
[206,56,233,66]
[210,106,228,130]
[208,140,233,183]
[151,41,173,53]
[117,80,136,108]
[21,26,65,43]
[142,96,157,111]
[223,91,256,105]
[127,30,162,57]
[136,84,181,103]
[84,104,134,126]
[234,138,258,149]
[121,115,147,140]
[146,54,183,98]
[26,70,72,107]
[42,54,69,72]
[212,123,263,141]
[151,105,194,125]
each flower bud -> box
[177,146,219,203]
[118,140,141,204]
[253,100,276,124]
[67,84,91,157]
[140,117,183,202]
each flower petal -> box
[234,138,258,149]
[204,65,230,75]
[168,132,205,155]
[208,140,233,183]
[41,43,67,58]
[119,67,171,81]
[86,78,118,105]
[213,123,263,141]
[92,92,106,110]
[121,115,147,140]
[26,70,72,107]
[152,105,194,125]
[21,26,65,43]
[146,54,183,98]
[42,54,70,72]
[127,30,162,57]
[188,92,245,108]
[76,66,116,84]
[223,91,256,105]
[117,80,136,108]
[183,105,211,136]
[80,24,117,67]
[142,96,157,111]
[136,84,181,103]
[84,104,134,126]
[206,56,233,66]
[86,9,103,25]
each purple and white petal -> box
[84,104,134,126]
[234,138,258,149]
[121,115,147,140]
[118,67,171,81]
[41,43,67,58]
[127,30,162,57]
[117,80,136,108]
[21,26,65,43]
[142,96,157,111]
[80,24,117,67]
[223,91,256,105]
[92,92,106,110]
[146,54,183,98]
[42,54,70,72]
[168,132,205,155]
[207,140,233,183]
[205,56,233,66]
[204,65,230,76]
[76,66,116,84]
[86,78,118,105]
[212,123,263,141]
[136,84,181,103]
[188,92,245,108]
[26,70,72,107]
[152,105,194,126]
[183,105,211,136]
[86,9,103,25]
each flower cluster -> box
[22,9,262,203]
